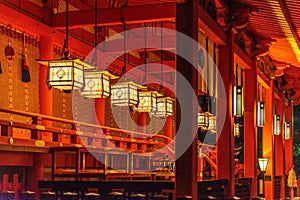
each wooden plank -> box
[52,3,176,29]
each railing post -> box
[31,116,43,140]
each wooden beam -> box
[52,3,176,29]
[103,35,176,53]
[233,44,255,70]
[257,66,271,89]
[0,3,92,57]
[1,0,52,25]
[198,5,226,45]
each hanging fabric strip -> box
[213,43,216,97]
[121,17,127,76]
[0,61,2,74]
[159,21,163,92]
[143,22,147,84]
[205,36,209,94]
[22,33,31,82]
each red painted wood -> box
[264,81,275,200]
[217,32,235,198]
[243,66,258,198]
[52,3,176,28]
[175,0,198,199]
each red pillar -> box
[275,94,285,198]
[285,103,293,174]
[39,35,53,124]
[138,112,147,151]
[95,98,106,148]
[217,32,235,198]
[27,154,44,200]
[165,117,173,139]
[175,0,198,198]
[39,36,53,143]
[264,81,275,200]
[244,65,258,198]
[95,99,106,126]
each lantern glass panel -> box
[81,72,111,98]
[257,102,265,127]
[234,123,240,137]
[208,115,216,131]
[154,97,173,117]
[273,114,281,135]
[258,158,268,172]
[234,86,244,117]
[136,91,158,113]
[111,81,139,106]
[198,112,209,129]
[37,58,93,91]
[284,122,291,140]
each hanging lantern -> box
[135,90,160,113]
[37,0,93,92]
[273,114,281,135]
[37,58,93,91]
[111,81,142,106]
[198,112,209,130]
[233,85,244,117]
[208,114,216,131]
[81,70,117,98]
[257,102,265,127]
[284,122,291,140]
[234,123,240,137]
[258,158,268,172]
[154,97,174,117]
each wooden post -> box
[175,0,198,198]
[264,81,275,200]
[244,64,258,197]
[39,35,53,142]
[217,32,235,198]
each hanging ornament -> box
[22,33,31,82]
[5,38,15,61]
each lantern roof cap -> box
[36,58,95,69]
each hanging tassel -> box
[22,55,31,82]
[0,61,2,74]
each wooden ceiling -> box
[224,0,300,103]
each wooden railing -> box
[0,107,173,153]
[39,179,230,199]
[235,178,252,199]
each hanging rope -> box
[93,0,98,65]
[142,22,147,84]
[121,17,127,76]
[159,21,163,92]
[205,36,209,95]
[63,0,69,58]
[22,33,31,82]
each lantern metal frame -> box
[208,114,216,131]
[153,97,174,117]
[234,123,241,137]
[258,157,268,197]
[257,102,265,127]
[37,0,94,92]
[258,157,268,172]
[233,85,244,117]
[111,81,142,106]
[81,70,118,98]
[136,90,161,113]
[37,58,94,91]
[284,121,291,140]
[273,114,281,135]
[198,112,209,130]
